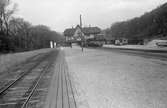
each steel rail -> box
[21,50,58,108]
[64,65,71,108]
[21,61,52,108]
[0,51,53,96]
[66,64,77,108]
[0,61,43,95]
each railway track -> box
[0,50,58,108]
[52,53,77,108]
[21,59,53,108]
[0,52,51,91]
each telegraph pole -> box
[80,14,84,52]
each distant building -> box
[64,25,102,42]
[115,38,128,45]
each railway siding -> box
[0,49,77,108]
[44,50,77,108]
[0,50,59,108]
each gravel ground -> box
[64,46,167,108]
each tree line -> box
[105,2,167,41]
[0,0,63,53]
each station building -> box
[64,25,102,42]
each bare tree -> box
[0,0,17,35]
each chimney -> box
[80,14,82,28]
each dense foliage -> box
[105,2,167,40]
[0,0,63,53]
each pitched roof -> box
[82,27,101,35]
[64,26,101,36]
[64,28,75,37]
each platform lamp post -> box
[78,32,84,52]
[81,33,85,52]
[79,14,85,52]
